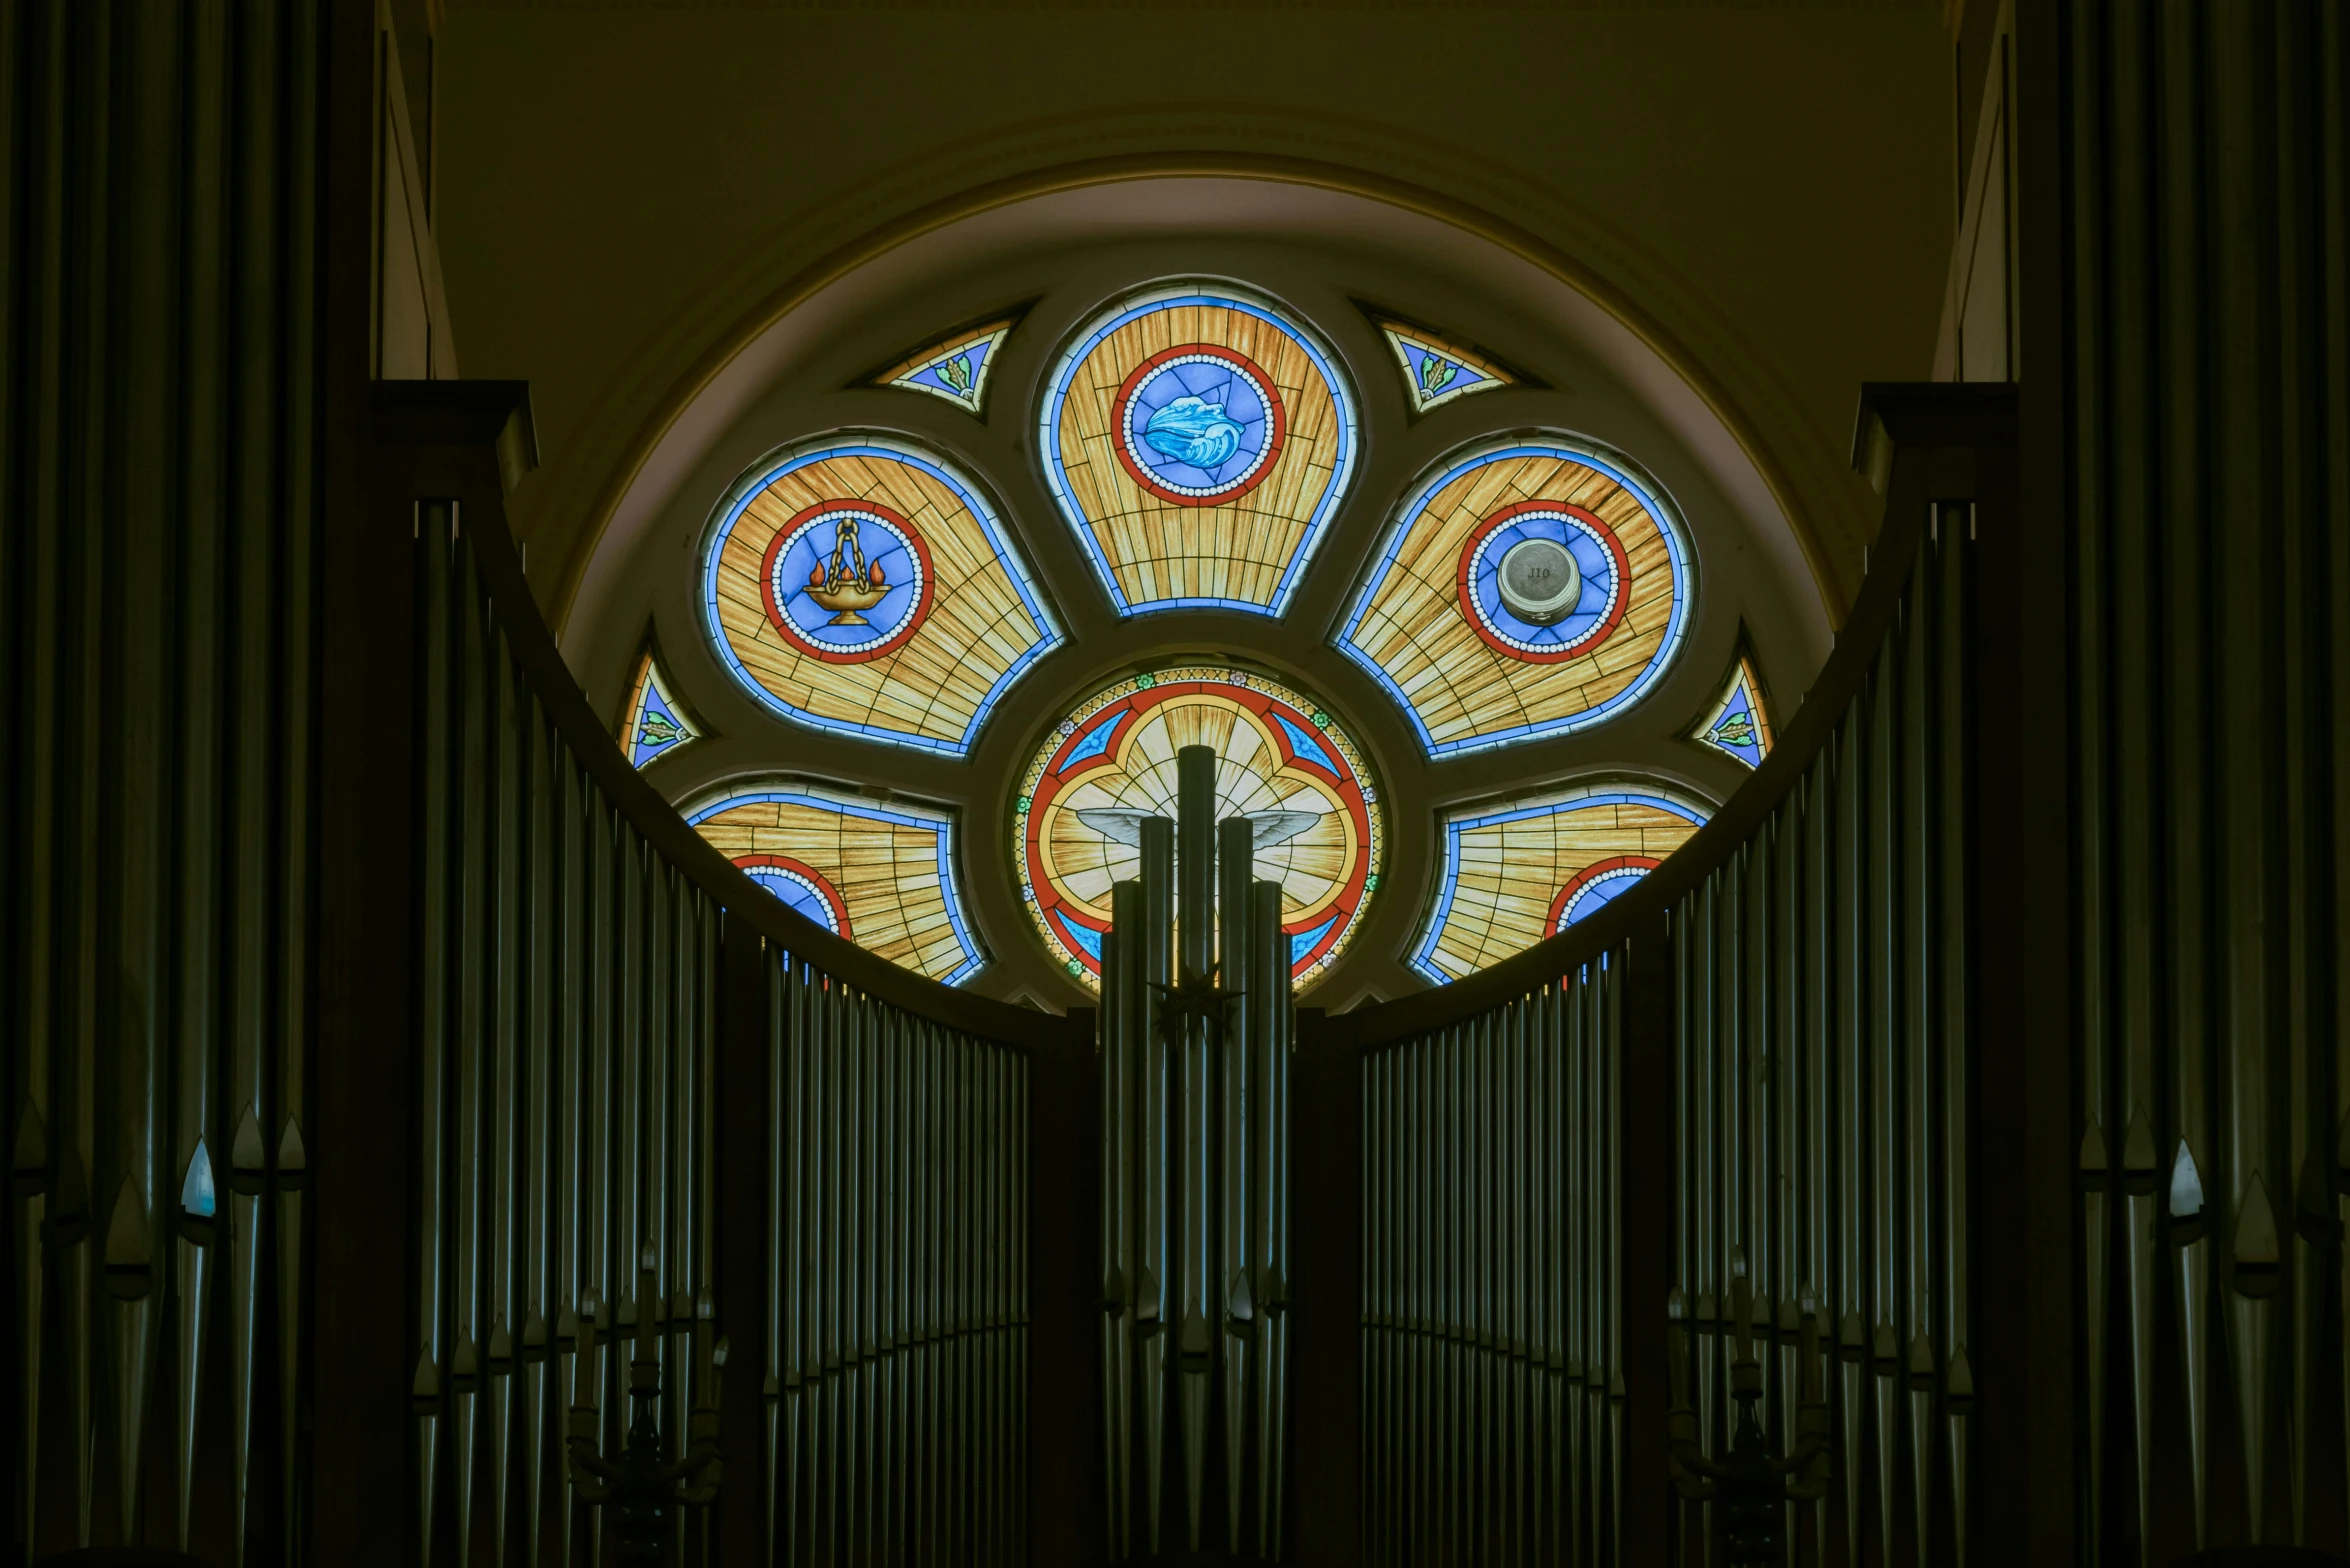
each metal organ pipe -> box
[1099,745,1292,1559]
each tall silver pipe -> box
[1107,882,1141,1557]
[1217,816,1255,1549]
[1904,548,1939,1564]
[1835,712,1868,1562]
[1263,876,1292,1560]
[1139,814,1174,1553]
[488,648,521,1558]
[1938,510,1976,1563]
[1869,644,1901,1565]
[1175,746,1216,1550]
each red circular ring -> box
[734,853,854,941]
[1455,500,1635,665]
[1109,344,1288,508]
[1546,854,1661,932]
[758,497,936,665]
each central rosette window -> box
[1016,667,1382,988]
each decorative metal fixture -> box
[1667,1249,1832,1566]
[565,1245,725,1565]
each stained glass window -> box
[1336,434,1695,759]
[1411,779,1711,983]
[684,779,984,985]
[868,312,1021,416]
[618,645,701,768]
[1369,311,1518,415]
[1037,281,1359,617]
[701,434,1062,757]
[1015,665,1382,989]
[1690,649,1774,769]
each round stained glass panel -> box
[1015,666,1383,990]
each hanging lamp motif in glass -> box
[1037,281,1359,617]
[701,434,1061,757]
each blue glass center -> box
[768,509,924,654]
[1470,512,1618,651]
[1124,355,1273,495]
[743,865,843,934]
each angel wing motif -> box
[1075,807,1321,849]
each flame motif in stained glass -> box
[1368,311,1519,416]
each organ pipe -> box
[1100,744,1293,1558]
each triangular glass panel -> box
[1689,651,1774,769]
[869,312,1020,416]
[1369,312,1518,415]
[620,646,700,769]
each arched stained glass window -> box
[685,779,985,985]
[1037,282,1359,617]
[701,434,1062,757]
[1412,779,1711,983]
[1015,665,1382,989]
[1337,434,1695,758]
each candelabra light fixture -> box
[565,1244,726,1565]
[1667,1248,1832,1567]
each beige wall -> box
[433,1,1956,620]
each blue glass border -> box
[1336,435,1698,759]
[1408,785,1712,984]
[700,435,1064,758]
[684,784,987,986]
[1037,283,1360,618]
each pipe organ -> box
[1669,505,1977,1565]
[400,496,1051,1568]
[1360,960,1628,1566]
[412,508,724,1568]
[763,952,1031,1566]
[1098,745,1294,1559]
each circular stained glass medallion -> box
[736,854,853,938]
[1113,345,1286,504]
[1459,499,1631,662]
[760,498,934,663]
[1549,854,1660,930]
[1016,666,1383,990]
